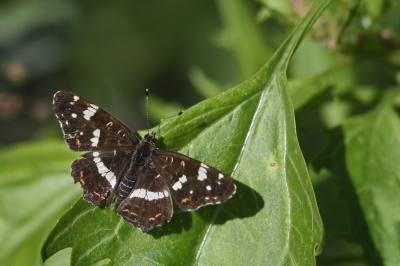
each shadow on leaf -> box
[148,180,263,238]
[196,180,264,225]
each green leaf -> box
[0,140,81,266]
[343,102,400,265]
[314,99,400,265]
[42,0,331,265]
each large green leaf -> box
[0,140,81,266]
[41,0,331,265]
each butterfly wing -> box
[153,150,236,211]
[71,150,131,207]
[53,91,138,207]
[116,165,173,232]
[53,91,138,151]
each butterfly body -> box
[53,91,236,232]
[117,134,156,204]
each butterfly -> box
[53,91,236,232]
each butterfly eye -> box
[151,138,157,145]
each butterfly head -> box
[143,132,157,147]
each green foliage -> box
[315,95,400,265]
[0,141,81,266]
[1,0,399,265]
[40,0,331,265]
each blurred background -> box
[1,0,399,265]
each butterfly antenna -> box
[154,110,184,136]
[146,88,150,135]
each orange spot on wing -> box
[181,194,193,204]
[80,171,83,178]
[94,192,100,197]
[122,209,137,216]
[80,178,85,185]
[181,198,190,203]
[75,135,81,146]
[149,218,155,221]
[155,213,162,218]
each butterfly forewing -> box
[71,150,131,207]
[153,150,236,211]
[53,91,138,151]
[116,166,173,233]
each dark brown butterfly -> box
[53,91,236,232]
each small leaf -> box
[42,0,331,265]
[0,140,81,266]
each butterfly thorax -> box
[134,133,157,166]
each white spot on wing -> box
[138,188,146,198]
[164,190,169,197]
[71,113,77,118]
[198,166,207,181]
[206,185,212,191]
[91,129,100,146]
[179,175,187,183]
[90,104,99,109]
[190,190,193,194]
[181,161,185,167]
[147,191,159,201]
[172,181,182,190]
[83,106,97,120]
[73,96,79,101]
[201,163,209,168]
[218,173,224,179]
[92,152,116,188]
[130,189,138,198]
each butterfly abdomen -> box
[117,162,138,204]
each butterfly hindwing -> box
[53,91,138,151]
[153,150,236,211]
[116,165,173,233]
[71,150,131,207]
